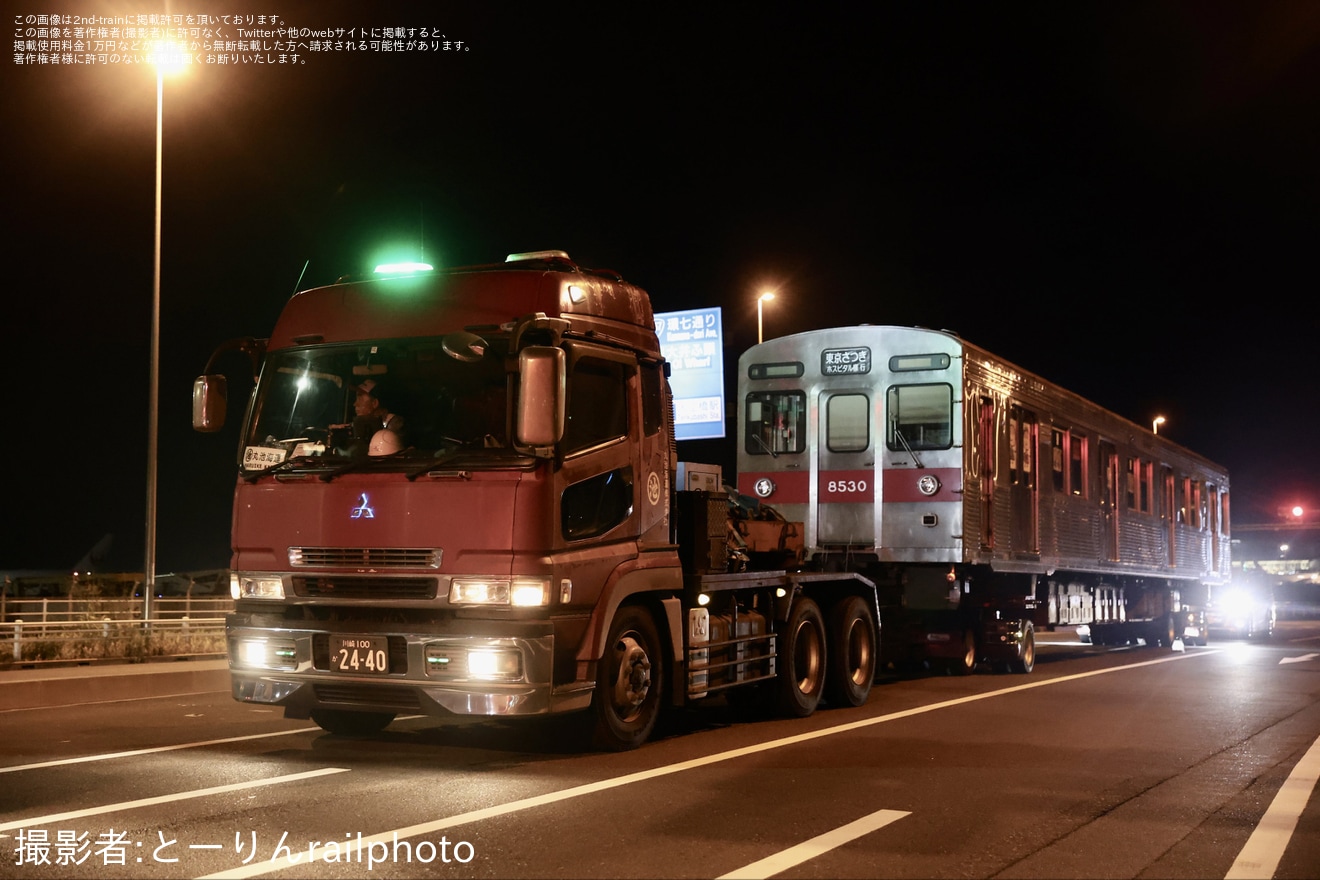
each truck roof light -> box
[373,261,434,276]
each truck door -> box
[816,390,876,546]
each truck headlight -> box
[232,573,285,600]
[232,637,296,670]
[449,576,550,606]
[467,649,522,679]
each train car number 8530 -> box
[826,479,867,494]
[330,635,388,674]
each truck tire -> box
[776,597,827,717]
[591,605,664,751]
[310,708,395,736]
[1150,615,1177,649]
[825,595,876,707]
[1008,621,1035,674]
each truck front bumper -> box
[226,612,593,720]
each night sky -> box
[5,2,1318,575]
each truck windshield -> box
[242,337,513,471]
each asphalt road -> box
[2,624,1319,879]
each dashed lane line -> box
[717,809,911,879]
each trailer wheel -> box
[825,596,876,707]
[1151,615,1177,649]
[591,605,663,751]
[776,597,827,717]
[309,709,395,736]
[1008,621,1035,674]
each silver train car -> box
[735,325,1231,672]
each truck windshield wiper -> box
[405,447,467,481]
[241,454,347,483]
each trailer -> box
[194,252,878,750]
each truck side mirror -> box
[517,347,564,452]
[192,374,228,432]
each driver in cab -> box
[337,378,406,456]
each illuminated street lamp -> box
[144,40,188,617]
[1152,416,1166,435]
[757,292,775,344]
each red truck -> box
[194,251,878,749]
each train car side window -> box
[1051,429,1067,493]
[1069,433,1088,498]
[885,383,953,451]
[745,391,806,455]
[826,393,869,452]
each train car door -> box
[1009,406,1039,556]
[1101,441,1120,562]
[816,390,876,546]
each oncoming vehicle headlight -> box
[231,573,285,600]
[449,576,550,607]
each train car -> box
[736,325,1231,673]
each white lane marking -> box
[201,651,1213,879]
[1279,653,1318,665]
[717,809,911,879]
[1,687,229,713]
[0,768,349,832]
[1225,731,1320,879]
[0,727,319,775]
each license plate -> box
[330,635,389,674]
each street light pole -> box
[757,292,775,344]
[143,63,165,621]
[1152,416,1166,435]
[144,42,185,619]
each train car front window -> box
[745,391,806,455]
[886,383,953,451]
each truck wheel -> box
[825,595,875,707]
[1008,621,1035,674]
[591,606,663,751]
[1151,616,1177,649]
[951,629,977,675]
[310,709,395,736]
[776,597,827,717]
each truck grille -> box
[293,576,438,600]
[289,547,442,568]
